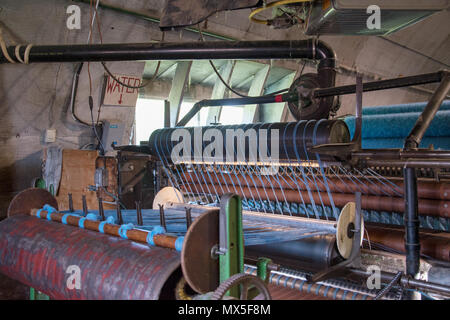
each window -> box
[135,98,203,143]
[220,106,244,125]
[135,98,165,144]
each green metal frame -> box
[219,194,244,298]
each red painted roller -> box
[0,215,181,300]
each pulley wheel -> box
[288,73,333,120]
[181,209,220,294]
[7,188,58,217]
[336,202,364,259]
[153,186,184,209]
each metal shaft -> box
[82,195,88,216]
[136,201,143,226]
[405,71,450,149]
[68,193,74,212]
[404,168,420,279]
[159,204,166,229]
[116,203,123,225]
[313,71,444,98]
[98,197,105,221]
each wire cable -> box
[198,26,291,98]
[249,0,312,25]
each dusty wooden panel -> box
[55,150,115,211]
[95,156,119,204]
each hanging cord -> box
[197,25,290,98]
[93,3,164,90]
[101,59,162,90]
[0,27,33,64]
[90,2,163,127]
[249,0,313,25]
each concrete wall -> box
[0,0,448,217]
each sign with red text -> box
[103,74,142,107]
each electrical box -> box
[305,0,448,36]
[101,121,125,152]
[45,129,57,143]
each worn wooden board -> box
[55,150,115,211]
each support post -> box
[168,62,192,127]
[403,167,420,299]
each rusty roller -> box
[180,183,450,218]
[0,214,182,300]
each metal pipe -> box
[314,71,444,98]
[405,71,450,149]
[116,202,123,224]
[185,207,192,230]
[353,149,450,159]
[1,39,334,64]
[176,93,297,127]
[68,193,74,212]
[404,167,421,282]
[136,201,143,226]
[98,197,105,221]
[364,159,450,169]
[81,195,88,216]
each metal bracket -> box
[217,193,245,299]
[310,74,363,164]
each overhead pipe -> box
[2,39,336,120]
[1,39,335,64]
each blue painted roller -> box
[344,110,450,139]
[362,100,450,116]
[361,137,450,150]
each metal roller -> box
[245,235,342,272]
[0,215,181,300]
[148,120,350,163]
